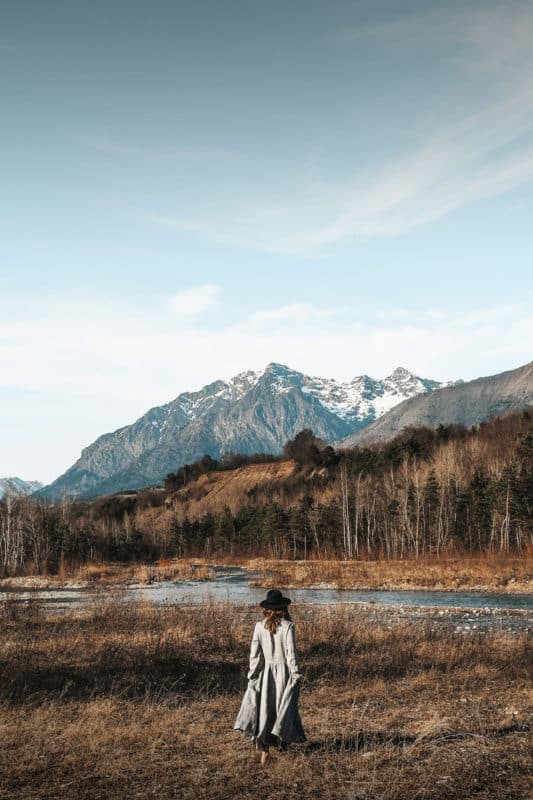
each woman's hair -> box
[262,607,291,634]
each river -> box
[2,565,531,631]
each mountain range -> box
[37,360,533,501]
[341,360,533,447]
[0,477,43,501]
[38,363,451,500]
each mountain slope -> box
[0,478,43,500]
[340,361,533,447]
[39,362,450,500]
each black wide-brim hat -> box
[260,588,292,610]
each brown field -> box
[0,598,531,800]
[81,559,216,584]
[249,552,533,593]
[0,559,219,590]
[168,458,301,518]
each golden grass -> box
[168,459,299,519]
[0,557,242,590]
[76,559,216,585]
[0,599,531,799]
[247,552,533,593]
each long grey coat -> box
[234,618,306,748]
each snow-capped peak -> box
[163,363,451,428]
[229,368,264,399]
[386,366,414,382]
[264,364,449,424]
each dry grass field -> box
[249,552,533,594]
[0,598,531,800]
[168,459,300,518]
[0,560,217,590]
[80,560,216,584]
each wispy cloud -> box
[246,304,344,328]
[1,295,531,405]
[82,136,233,162]
[169,284,220,315]
[147,3,533,254]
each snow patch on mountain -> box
[154,363,447,431]
[166,362,450,427]
[299,366,448,425]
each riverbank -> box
[249,554,533,594]
[1,553,531,594]
[0,559,219,591]
[0,599,530,800]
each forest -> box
[1,410,532,576]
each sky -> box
[1,0,533,483]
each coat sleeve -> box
[285,622,302,681]
[246,622,264,681]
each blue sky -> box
[1,0,533,482]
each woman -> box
[234,589,306,765]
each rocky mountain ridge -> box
[0,478,43,501]
[340,361,533,447]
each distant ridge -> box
[38,362,450,500]
[0,477,43,500]
[340,361,533,447]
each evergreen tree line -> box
[0,411,532,575]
